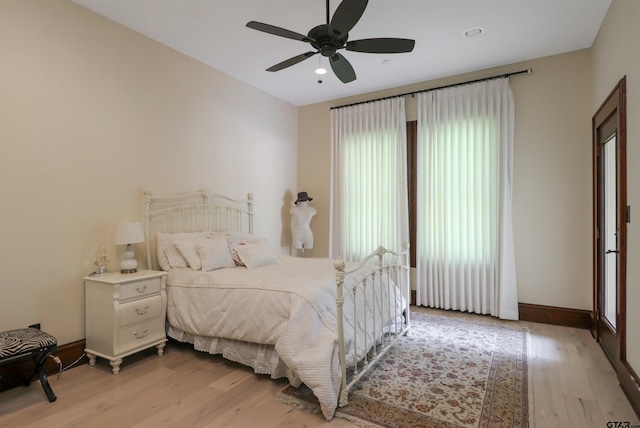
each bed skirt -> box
[167,325,302,386]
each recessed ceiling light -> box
[464,27,483,38]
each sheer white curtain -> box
[329,98,409,261]
[415,78,518,319]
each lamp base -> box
[120,244,139,274]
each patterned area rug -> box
[278,310,529,427]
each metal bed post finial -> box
[334,256,349,407]
[247,193,254,235]
[143,187,152,219]
[203,189,211,231]
[403,241,411,330]
[334,257,345,308]
[143,187,152,269]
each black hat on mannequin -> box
[295,191,313,205]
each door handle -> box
[605,249,619,254]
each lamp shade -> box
[113,222,145,246]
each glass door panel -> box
[603,134,617,330]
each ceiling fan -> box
[246,0,415,83]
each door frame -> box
[592,76,631,377]
[592,77,627,361]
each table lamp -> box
[114,222,145,273]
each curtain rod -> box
[330,68,532,110]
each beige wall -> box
[299,51,594,310]
[0,0,298,344]
[591,0,640,376]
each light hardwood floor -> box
[1,306,638,427]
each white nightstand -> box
[84,270,168,374]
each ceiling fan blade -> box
[330,0,368,36]
[266,51,318,72]
[330,53,356,83]
[346,38,416,54]
[246,21,313,43]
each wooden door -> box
[592,77,627,369]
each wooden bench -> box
[0,328,58,402]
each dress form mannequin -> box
[290,192,316,257]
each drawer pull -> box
[135,305,150,315]
[136,284,148,293]
[134,329,148,339]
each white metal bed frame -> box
[143,188,411,409]
[335,247,411,407]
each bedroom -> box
[1,0,638,424]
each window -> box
[330,98,409,261]
[417,114,499,265]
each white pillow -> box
[175,238,206,270]
[234,242,279,269]
[197,236,236,271]
[157,232,210,270]
[156,233,173,271]
[226,236,266,266]
[164,244,188,268]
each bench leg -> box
[32,351,56,402]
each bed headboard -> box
[143,188,254,270]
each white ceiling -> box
[72,0,611,106]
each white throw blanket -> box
[166,255,403,420]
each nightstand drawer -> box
[119,277,161,301]
[118,318,163,353]
[119,295,162,327]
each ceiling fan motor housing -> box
[309,24,348,57]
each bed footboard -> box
[334,245,411,408]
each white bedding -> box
[165,254,404,420]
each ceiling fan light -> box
[315,67,327,75]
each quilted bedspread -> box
[166,254,402,420]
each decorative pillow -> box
[175,238,207,271]
[164,244,188,268]
[197,236,236,271]
[226,236,266,266]
[234,241,279,269]
[157,232,210,270]
[156,233,173,271]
